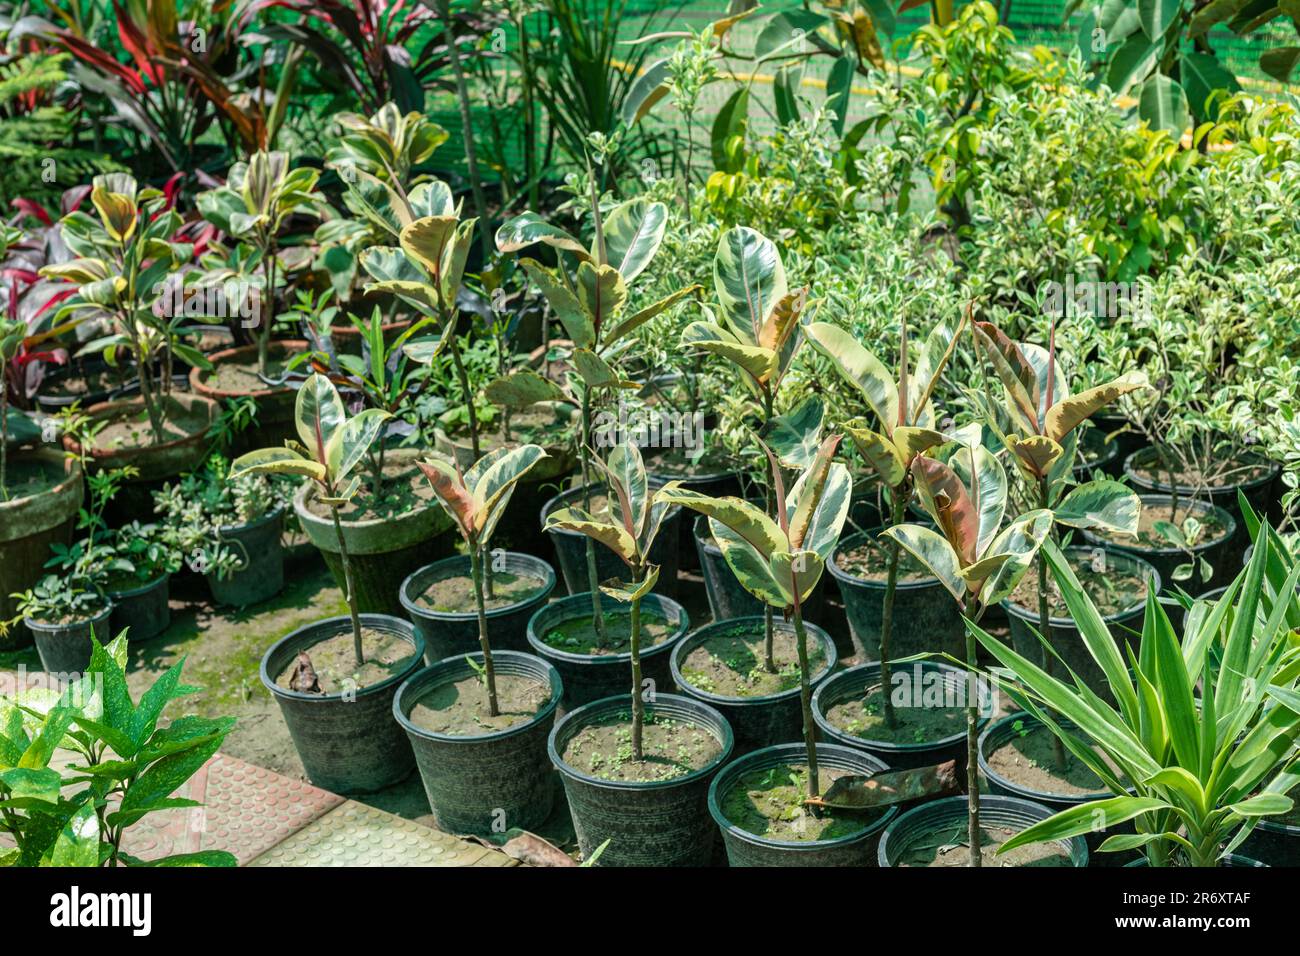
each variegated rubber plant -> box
[229,373,390,668]
[417,444,549,716]
[545,441,674,759]
[884,439,1054,866]
[971,498,1300,867]
[657,435,852,798]
[490,192,699,646]
[678,225,818,673]
[803,316,957,727]
[970,319,1147,715]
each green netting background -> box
[426,2,1299,181]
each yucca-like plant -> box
[197,151,324,376]
[803,318,956,726]
[229,373,390,668]
[417,444,549,715]
[971,500,1300,867]
[884,440,1053,866]
[492,195,698,645]
[545,441,674,758]
[657,435,851,797]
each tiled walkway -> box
[123,753,518,867]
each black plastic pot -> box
[394,650,563,836]
[878,794,1089,867]
[828,529,965,662]
[28,603,114,674]
[645,454,742,573]
[1124,447,1281,528]
[670,616,837,755]
[1082,495,1238,593]
[708,742,897,866]
[1073,427,1121,479]
[261,614,425,794]
[399,552,555,663]
[526,591,690,708]
[107,574,171,643]
[1125,854,1268,867]
[541,484,682,599]
[1089,413,1144,473]
[1239,818,1300,867]
[812,661,990,771]
[1003,547,1158,696]
[693,514,827,627]
[207,507,285,607]
[549,693,734,866]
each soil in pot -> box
[1128,452,1275,496]
[198,350,297,394]
[413,568,546,613]
[304,457,434,525]
[678,620,823,698]
[823,683,965,747]
[835,534,934,584]
[560,709,722,783]
[719,762,888,843]
[274,628,417,694]
[87,397,213,452]
[645,445,738,481]
[1085,496,1236,590]
[1095,499,1233,551]
[896,820,1073,867]
[537,609,674,656]
[1007,558,1149,619]
[986,722,1110,797]
[409,673,551,736]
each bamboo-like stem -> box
[878,489,906,728]
[470,542,500,717]
[331,501,365,667]
[630,564,644,761]
[792,603,819,798]
[579,387,607,645]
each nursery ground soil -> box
[720,762,887,841]
[824,684,965,745]
[560,709,721,783]
[274,626,415,695]
[897,822,1071,867]
[2,456,65,499]
[986,725,1109,796]
[408,673,550,736]
[680,621,824,698]
[305,460,434,523]
[1089,501,1232,550]
[835,535,935,584]
[415,569,547,613]
[1008,560,1147,618]
[91,399,210,451]
[205,353,294,394]
[540,610,673,656]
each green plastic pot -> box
[878,794,1089,867]
[670,616,836,755]
[708,743,897,866]
[399,552,555,663]
[261,614,424,794]
[394,650,563,836]
[107,574,171,643]
[1003,547,1158,696]
[828,529,965,663]
[0,451,83,651]
[207,507,285,607]
[541,483,682,599]
[1082,495,1237,593]
[526,591,690,709]
[548,693,734,866]
[29,603,114,675]
[294,448,457,616]
[812,661,990,771]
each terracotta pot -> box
[189,340,306,452]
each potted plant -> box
[393,442,564,834]
[492,192,699,612]
[863,440,1058,866]
[191,150,324,440]
[101,520,179,642]
[0,302,83,652]
[0,630,237,867]
[968,533,1300,867]
[660,435,902,864]
[154,455,292,607]
[232,373,425,794]
[40,174,219,516]
[543,440,733,866]
[398,444,557,661]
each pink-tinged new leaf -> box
[787,434,841,551]
[973,321,1040,432]
[911,456,981,566]
[415,457,476,541]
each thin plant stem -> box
[330,501,365,667]
[878,489,905,728]
[792,604,819,799]
[579,387,607,645]
[630,565,644,761]
[470,543,500,717]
